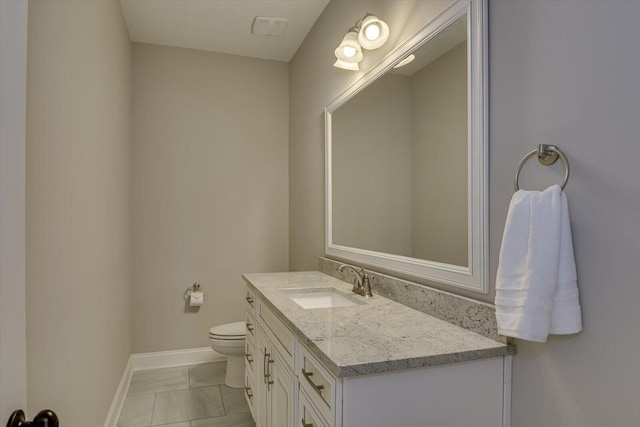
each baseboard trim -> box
[104,347,226,426]
[130,347,226,371]
[103,356,133,427]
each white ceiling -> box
[120,0,330,62]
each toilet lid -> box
[209,321,246,339]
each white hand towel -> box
[495,185,582,342]
[550,192,582,334]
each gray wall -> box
[411,41,467,265]
[26,0,131,425]
[490,1,640,425]
[131,43,289,353]
[0,0,28,421]
[330,41,468,265]
[291,0,640,425]
[332,75,413,256]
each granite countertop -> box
[243,271,514,378]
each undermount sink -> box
[280,287,364,309]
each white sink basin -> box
[280,287,364,309]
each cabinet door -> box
[270,352,296,427]
[255,330,270,427]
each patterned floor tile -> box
[151,386,225,425]
[117,394,155,427]
[191,412,255,427]
[129,366,189,395]
[189,362,227,388]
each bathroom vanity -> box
[243,271,513,427]
[241,2,505,425]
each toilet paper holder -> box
[183,282,205,301]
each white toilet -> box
[208,321,246,388]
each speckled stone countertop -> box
[243,271,514,378]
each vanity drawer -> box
[244,369,255,419]
[245,336,256,375]
[299,388,331,427]
[245,310,256,345]
[245,288,257,316]
[258,302,294,367]
[297,344,337,423]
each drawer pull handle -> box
[246,322,254,333]
[266,354,275,390]
[245,386,253,400]
[263,350,269,384]
[263,349,274,389]
[302,369,324,396]
[246,296,254,307]
[301,420,313,427]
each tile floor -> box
[117,362,255,427]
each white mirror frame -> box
[325,0,488,293]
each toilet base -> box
[225,355,245,388]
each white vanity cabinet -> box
[295,340,506,427]
[296,344,341,426]
[255,327,296,427]
[244,288,257,418]
[248,295,297,427]
[246,285,511,427]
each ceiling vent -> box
[252,17,288,36]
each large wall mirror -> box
[325,0,488,293]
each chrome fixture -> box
[334,13,389,71]
[514,144,570,191]
[183,282,204,301]
[337,263,374,297]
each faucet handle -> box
[365,272,378,288]
[361,272,374,297]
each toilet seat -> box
[208,321,245,340]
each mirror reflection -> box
[331,16,468,267]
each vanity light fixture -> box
[358,14,390,50]
[333,58,360,71]
[333,13,389,71]
[334,28,364,70]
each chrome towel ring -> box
[514,144,570,191]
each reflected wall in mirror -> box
[332,15,468,267]
[326,0,487,292]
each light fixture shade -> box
[358,14,389,50]
[333,59,360,71]
[334,31,363,63]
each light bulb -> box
[357,14,389,50]
[364,23,380,41]
[334,31,363,64]
[342,45,357,58]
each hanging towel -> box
[495,185,582,342]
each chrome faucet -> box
[337,263,374,297]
